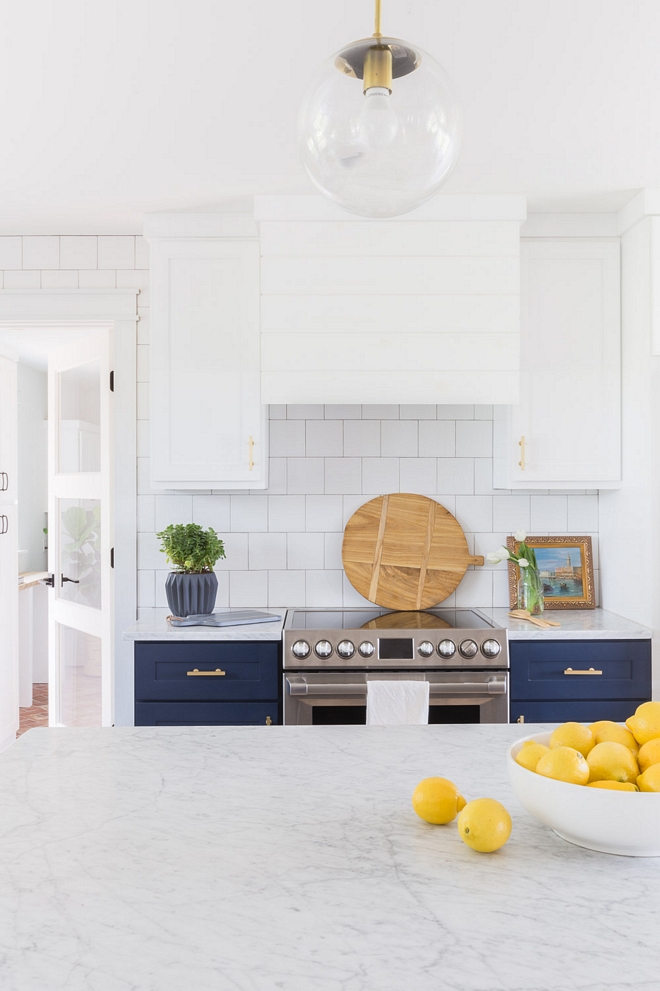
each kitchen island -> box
[1,724,658,990]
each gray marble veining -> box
[124,606,286,641]
[480,607,652,640]
[1,724,658,990]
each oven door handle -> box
[286,677,507,697]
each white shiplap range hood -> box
[256,195,526,406]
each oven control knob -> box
[459,639,479,659]
[437,639,456,658]
[358,641,375,657]
[314,640,333,658]
[418,641,435,657]
[481,638,502,658]
[291,639,311,659]
[337,639,355,659]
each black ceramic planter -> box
[165,572,218,617]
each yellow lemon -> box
[593,723,639,756]
[549,722,595,756]
[536,746,590,785]
[587,741,639,783]
[457,798,512,853]
[637,764,660,792]
[587,780,639,792]
[515,742,549,772]
[412,777,466,824]
[626,702,660,746]
[588,720,612,738]
[637,739,660,773]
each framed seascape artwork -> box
[507,535,596,610]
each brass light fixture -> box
[298,0,463,218]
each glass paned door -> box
[48,331,113,727]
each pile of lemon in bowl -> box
[515,701,660,791]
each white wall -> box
[0,234,601,623]
[599,218,660,696]
[17,363,47,573]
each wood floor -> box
[18,684,48,736]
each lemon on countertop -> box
[637,739,660,774]
[587,780,639,792]
[587,741,639,783]
[412,777,466,825]
[457,798,512,853]
[637,763,660,792]
[626,702,660,746]
[536,746,590,785]
[515,742,549,772]
[549,722,595,756]
[593,722,639,756]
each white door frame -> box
[0,290,138,726]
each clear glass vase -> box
[517,566,545,615]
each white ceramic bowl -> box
[508,732,660,857]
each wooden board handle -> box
[468,555,485,567]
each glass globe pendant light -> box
[298,0,463,218]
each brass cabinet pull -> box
[516,715,525,724]
[248,435,255,471]
[265,716,273,726]
[564,667,603,676]
[518,435,525,470]
[187,668,226,677]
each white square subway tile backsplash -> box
[137,404,600,611]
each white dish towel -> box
[366,680,430,726]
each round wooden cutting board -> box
[342,493,484,611]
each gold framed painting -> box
[507,536,596,610]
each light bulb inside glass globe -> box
[357,86,400,149]
[298,34,463,218]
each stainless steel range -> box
[283,608,509,725]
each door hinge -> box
[109,370,115,392]
[110,547,114,569]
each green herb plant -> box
[156,523,226,573]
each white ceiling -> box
[2,0,659,233]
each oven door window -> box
[310,703,483,725]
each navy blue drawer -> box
[135,702,280,726]
[511,699,649,725]
[135,642,280,702]
[510,640,651,702]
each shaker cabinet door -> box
[148,238,268,489]
[494,239,621,489]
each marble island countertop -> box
[2,723,659,991]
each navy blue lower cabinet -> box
[134,640,282,726]
[509,639,652,724]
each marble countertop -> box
[2,723,659,991]
[479,607,653,640]
[124,607,286,641]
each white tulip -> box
[513,529,527,542]
[497,546,510,560]
[486,552,501,564]
[518,558,529,568]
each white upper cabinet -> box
[493,238,621,489]
[145,217,267,490]
[256,195,526,406]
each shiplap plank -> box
[261,370,520,405]
[261,256,520,295]
[261,333,519,372]
[261,293,520,334]
[260,221,521,258]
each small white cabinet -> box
[146,223,267,490]
[494,238,621,489]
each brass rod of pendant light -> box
[374,0,382,37]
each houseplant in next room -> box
[156,523,226,617]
